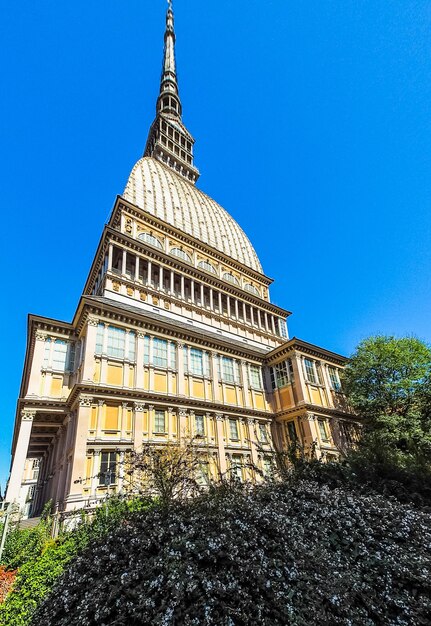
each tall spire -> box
[144,1,200,184]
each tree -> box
[123,439,211,506]
[342,335,431,466]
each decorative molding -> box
[215,413,224,422]
[21,409,36,422]
[178,407,187,418]
[134,402,145,412]
[87,316,99,327]
[79,395,93,407]
[137,331,146,339]
[35,331,48,342]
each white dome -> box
[123,157,263,273]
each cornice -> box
[69,383,272,420]
[264,337,347,366]
[74,297,273,361]
[274,403,357,421]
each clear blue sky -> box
[1,0,430,489]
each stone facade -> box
[6,4,359,517]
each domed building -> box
[6,3,357,518]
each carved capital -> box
[177,342,184,349]
[178,407,187,418]
[79,395,93,407]
[137,331,146,339]
[215,413,224,422]
[87,316,99,327]
[35,331,47,342]
[148,404,155,411]
[98,400,104,407]
[93,449,101,456]
[167,406,174,413]
[21,409,36,422]
[134,402,145,412]
[122,402,129,410]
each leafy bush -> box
[0,496,152,626]
[33,477,431,625]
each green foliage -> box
[342,335,431,468]
[0,496,152,626]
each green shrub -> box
[0,496,152,626]
[33,478,431,626]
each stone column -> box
[200,283,204,306]
[170,270,175,294]
[108,244,113,270]
[291,353,307,404]
[250,307,255,326]
[271,316,276,334]
[120,402,128,440]
[234,299,239,319]
[121,249,127,276]
[147,405,155,440]
[135,256,140,281]
[147,260,152,287]
[190,279,195,303]
[226,295,230,317]
[218,292,222,313]
[244,418,260,471]
[28,332,47,396]
[133,402,145,451]
[167,407,174,441]
[241,360,251,408]
[159,266,164,290]
[90,450,101,497]
[177,342,185,396]
[181,275,185,299]
[210,288,214,310]
[66,395,93,507]
[136,332,145,390]
[5,409,36,504]
[82,316,99,382]
[178,407,188,441]
[95,400,103,440]
[211,351,219,402]
[215,414,227,477]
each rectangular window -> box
[304,358,317,384]
[222,357,235,383]
[287,421,297,442]
[231,455,242,480]
[315,362,323,385]
[153,338,168,368]
[229,419,239,440]
[195,414,205,436]
[170,342,177,369]
[99,451,117,486]
[273,361,290,388]
[249,365,262,389]
[259,423,268,442]
[128,331,136,361]
[66,343,76,371]
[190,348,204,376]
[318,419,330,442]
[52,340,68,371]
[328,366,341,391]
[95,324,104,355]
[144,335,150,364]
[233,360,241,384]
[107,326,125,359]
[43,338,51,367]
[154,410,166,434]
[203,351,211,377]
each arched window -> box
[170,248,192,263]
[138,232,163,250]
[223,272,240,286]
[198,260,216,274]
[244,283,260,297]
